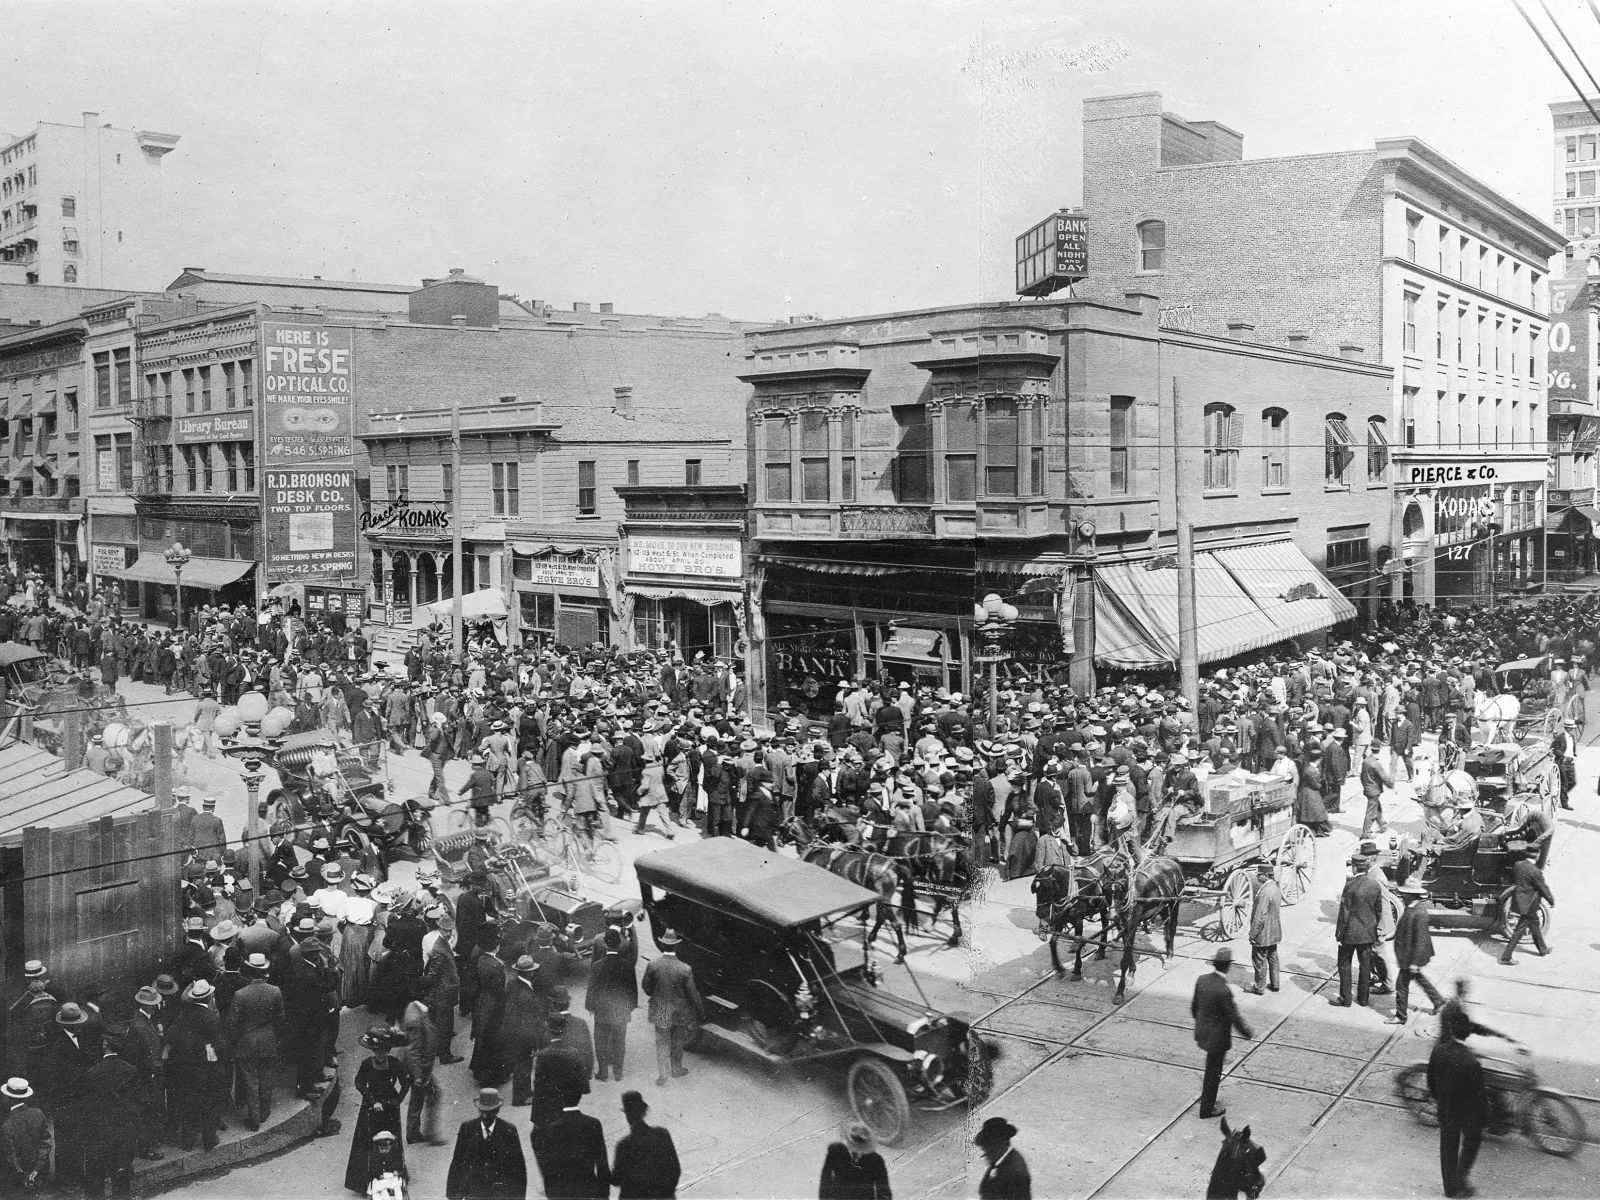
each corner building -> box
[1080,92,1564,607]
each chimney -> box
[1285,330,1310,350]
[573,302,590,313]
[450,315,467,328]
[421,278,439,287]
[613,385,635,418]
[1339,342,1364,361]
[599,303,613,314]
[1225,320,1256,340]
[449,268,466,278]
[313,275,322,281]
[498,394,518,403]
[83,111,99,130]
[1122,291,1160,320]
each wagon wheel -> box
[1274,824,1317,905]
[1382,889,1404,942]
[1217,870,1253,939]
[847,1056,911,1147]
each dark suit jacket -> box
[446,1116,527,1200]
[1502,858,1554,915]
[641,954,703,1028]
[586,954,639,1026]
[533,1108,611,1200]
[1428,1039,1487,1128]
[613,1122,680,1200]
[223,979,285,1059]
[978,1148,1032,1200]
[1335,873,1383,946]
[1191,972,1251,1053]
[1392,903,1434,968]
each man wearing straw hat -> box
[0,1078,48,1194]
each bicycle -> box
[548,811,623,885]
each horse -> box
[789,823,914,962]
[1473,691,1520,745]
[1099,851,1186,1004]
[885,829,973,948]
[1030,851,1118,979]
[1205,1116,1266,1199]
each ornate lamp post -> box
[973,592,1019,734]
[241,757,265,892]
[164,541,192,632]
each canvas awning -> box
[412,588,508,627]
[1212,540,1359,643]
[1566,505,1600,529]
[108,555,254,590]
[625,583,738,606]
[1092,541,1353,669]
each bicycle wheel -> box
[446,807,473,834]
[583,837,624,885]
[1394,1064,1439,1127]
[1524,1090,1586,1156]
[510,809,542,843]
[484,816,513,843]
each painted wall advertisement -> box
[174,411,255,445]
[629,535,741,578]
[263,469,358,579]
[1547,278,1592,408]
[259,321,354,463]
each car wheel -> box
[847,1056,911,1147]
[1394,1064,1438,1127]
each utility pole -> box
[1171,378,1200,710]
[451,406,464,665]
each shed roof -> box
[0,742,154,846]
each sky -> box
[1,0,1592,321]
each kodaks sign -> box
[360,500,451,535]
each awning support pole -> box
[1172,378,1200,710]
[451,406,464,666]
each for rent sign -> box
[260,322,354,462]
[264,468,358,580]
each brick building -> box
[0,317,87,586]
[742,296,1389,715]
[1078,92,1565,607]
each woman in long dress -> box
[344,1027,409,1194]
[340,890,376,1009]
[1294,750,1331,837]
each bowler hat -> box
[974,1117,1017,1147]
[1212,946,1235,969]
[658,928,682,947]
[475,1088,504,1112]
[134,986,161,1007]
[55,1003,88,1027]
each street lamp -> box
[973,592,1019,733]
[164,541,192,631]
[241,757,265,893]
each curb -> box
[131,1092,322,1195]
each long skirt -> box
[340,923,373,1008]
[1294,784,1328,826]
[343,1099,404,1193]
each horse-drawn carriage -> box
[1161,772,1318,936]
[635,837,991,1147]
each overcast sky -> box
[1,0,1590,320]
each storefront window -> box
[765,614,856,719]
[520,591,556,640]
[633,595,667,648]
[712,605,738,660]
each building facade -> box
[742,296,1392,719]
[0,113,179,290]
[1079,91,1564,607]
[0,318,86,587]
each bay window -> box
[945,402,977,502]
[983,399,1018,496]
[764,417,792,501]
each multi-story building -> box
[0,113,179,290]
[0,318,87,586]
[1545,100,1600,577]
[742,296,1391,716]
[1079,92,1564,607]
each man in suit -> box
[1499,843,1555,965]
[640,929,704,1087]
[0,1078,50,1195]
[587,929,638,1082]
[124,987,167,1160]
[422,921,463,1064]
[81,1025,142,1198]
[402,996,441,1145]
[1429,1010,1488,1199]
[222,953,285,1129]
[532,1091,611,1200]
[1331,857,1384,1008]
[1191,947,1252,1119]
[470,927,508,1087]
[1391,882,1445,1024]
[975,1116,1031,1200]
[612,1090,680,1200]
[502,957,550,1107]
[529,1006,592,1136]
[446,1089,527,1200]
[1244,861,1282,995]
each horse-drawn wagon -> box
[1161,772,1318,936]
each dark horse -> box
[883,829,974,949]
[1033,849,1184,1003]
[1206,1117,1266,1199]
[787,819,915,962]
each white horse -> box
[1473,692,1520,745]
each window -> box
[800,410,829,502]
[1567,174,1577,199]
[631,596,666,649]
[1438,228,1450,273]
[476,554,492,591]
[1435,300,1446,359]
[1326,528,1370,571]
[522,590,557,636]
[94,434,111,492]
[1403,292,1419,353]
[1325,413,1356,488]
[577,460,596,514]
[1203,404,1239,491]
[1367,416,1389,483]
[1261,408,1287,490]
[387,464,409,500]
[1137,220,1165,271]
[161,371,173,412]
[198,365,211,411]
[62,389,76,433]
[223,444,238,491]
[1478,246,1489,288]
[94,352,111,407]
[1477,313,1486,366]
[200,444,214,492]
[441,463,453,504]
[891,406,929,503]
[239,360,253,406]
[1494,397,1504,448]
[1530,328,1540,379]
[1477,396,1487,449]
[1435,390,1446,446]
[945,401,977,502]
[683,459,702,486]
[239,441,255,491]
[841,410,857,501]
[1405,211,1421,261]
[626,459,639,486]
[222,362,236,408]
[1495,317,1504,370]
[1569,136,1579,162]
[983,398,1018,496]
[1568,209,1578,237]
[1511,398,1522,446]
[114,349,130,405]
[1583,172,1597,198]
[764,418,792,501]
[60,196,74,217]
[62,265,76,284]
[1400,387,1417,447]
[1459,236,1469,281]
[183,368,195,414]
[488,461,517,514]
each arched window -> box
[1137,220,1165,271]
[1203,403,1239,491]
[1261,408,1288,489]
[62,263,76,284]
[1325,413,1356,488]
[1367,416,1390,483]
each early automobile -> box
[633,837,991,1146]
[267,729,427,865]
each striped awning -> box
[1212,540,1358,642]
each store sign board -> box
[174,411,255,445]
[1548,279,1591,408]
[527,560,600,589]
[630,535,741,578]
[259,321,355,463]
[90,544,128,576]
[1401,459,1546,487]
[360,500,451,536]
[263,468,358,580]
[880,625,945,662]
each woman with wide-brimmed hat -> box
[818,1119,891,1200]
[345,1026,410,1193]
